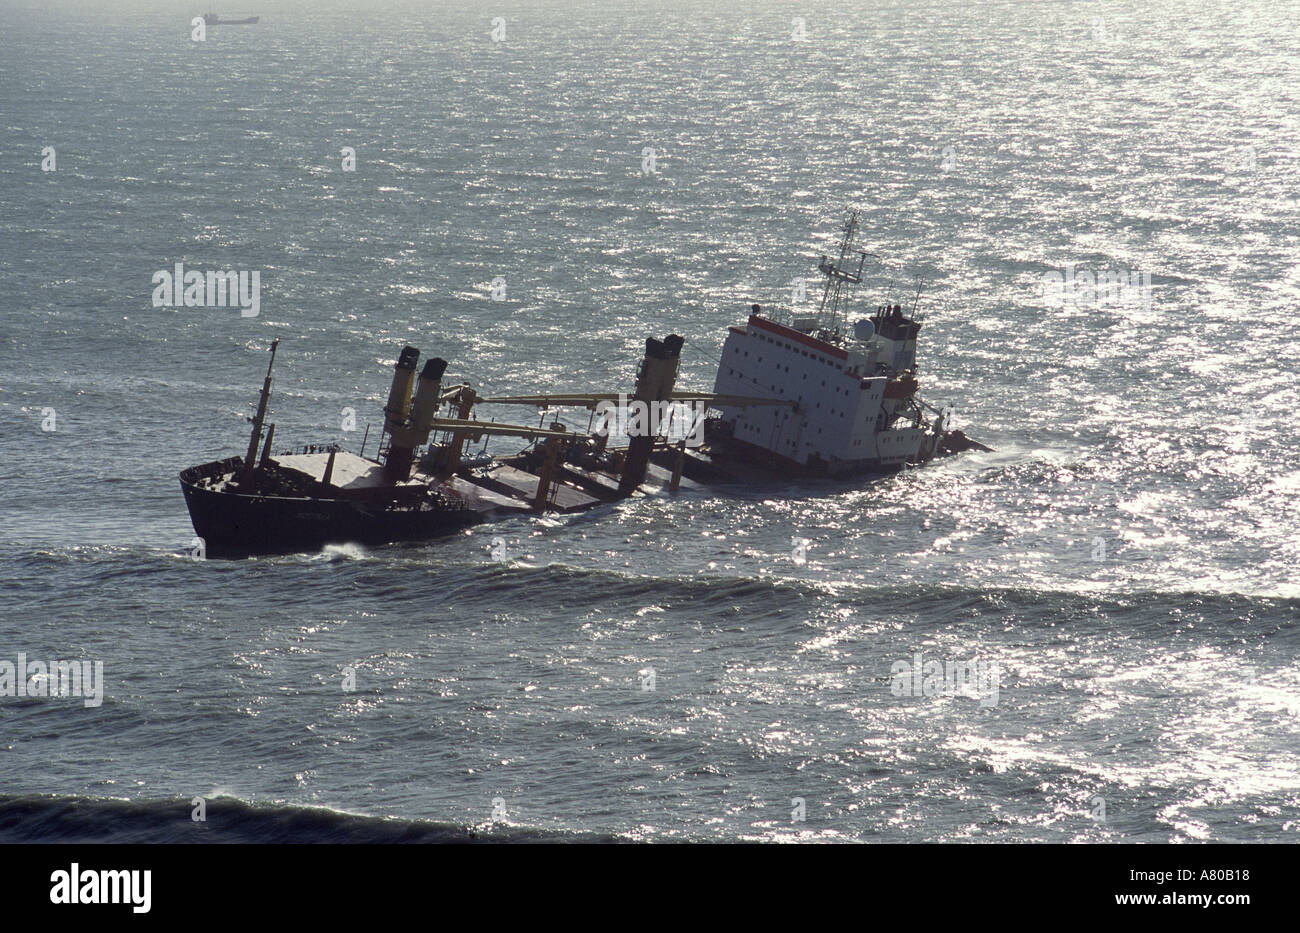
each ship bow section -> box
[179,457,480,555]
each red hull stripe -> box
[748,315,849,361]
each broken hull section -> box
[649,433,984,486]
[654,441,907,484]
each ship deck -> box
[273,451,417,491]
[469,464,602,513]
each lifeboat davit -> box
[883,374,919,399]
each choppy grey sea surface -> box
[1,0,1298,842]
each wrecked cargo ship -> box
[179,212,987,555]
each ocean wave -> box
[0,794,624,844]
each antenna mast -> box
[815,211,867,339]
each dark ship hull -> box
[204,15,260,25]
[180,457,482,556]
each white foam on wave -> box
[315,542,369,562]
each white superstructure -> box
[708,213,944,475]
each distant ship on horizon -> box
[203,12,260,26]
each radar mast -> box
[814,211,867,341]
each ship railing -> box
[180,455,243,486]
[276,443,344,457]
